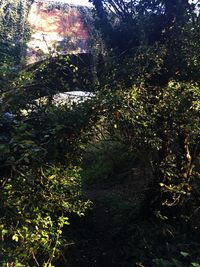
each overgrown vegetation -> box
[0,0,200,266]
[0,1,93,266]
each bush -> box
[0,166,91,266]
[0,84,93,266]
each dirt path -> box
[64,171,150,267]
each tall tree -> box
[90,0,200,213]
[90,0,191,49]
[91,0,200,84]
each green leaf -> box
[191,263,200,267]
[12,234,19,242]
[180,251,189,257]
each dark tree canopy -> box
[90,0,200,86]
[90,0,194,50]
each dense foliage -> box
[0,0,200,266]
[0,1,94,266]
[82,1,200,265]
[0,67,94,266]
[90,0,200,212]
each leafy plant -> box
[0,165,91,266]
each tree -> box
[90,0,200,214]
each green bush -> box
[0,84,93,266]
[0,166,91,266]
